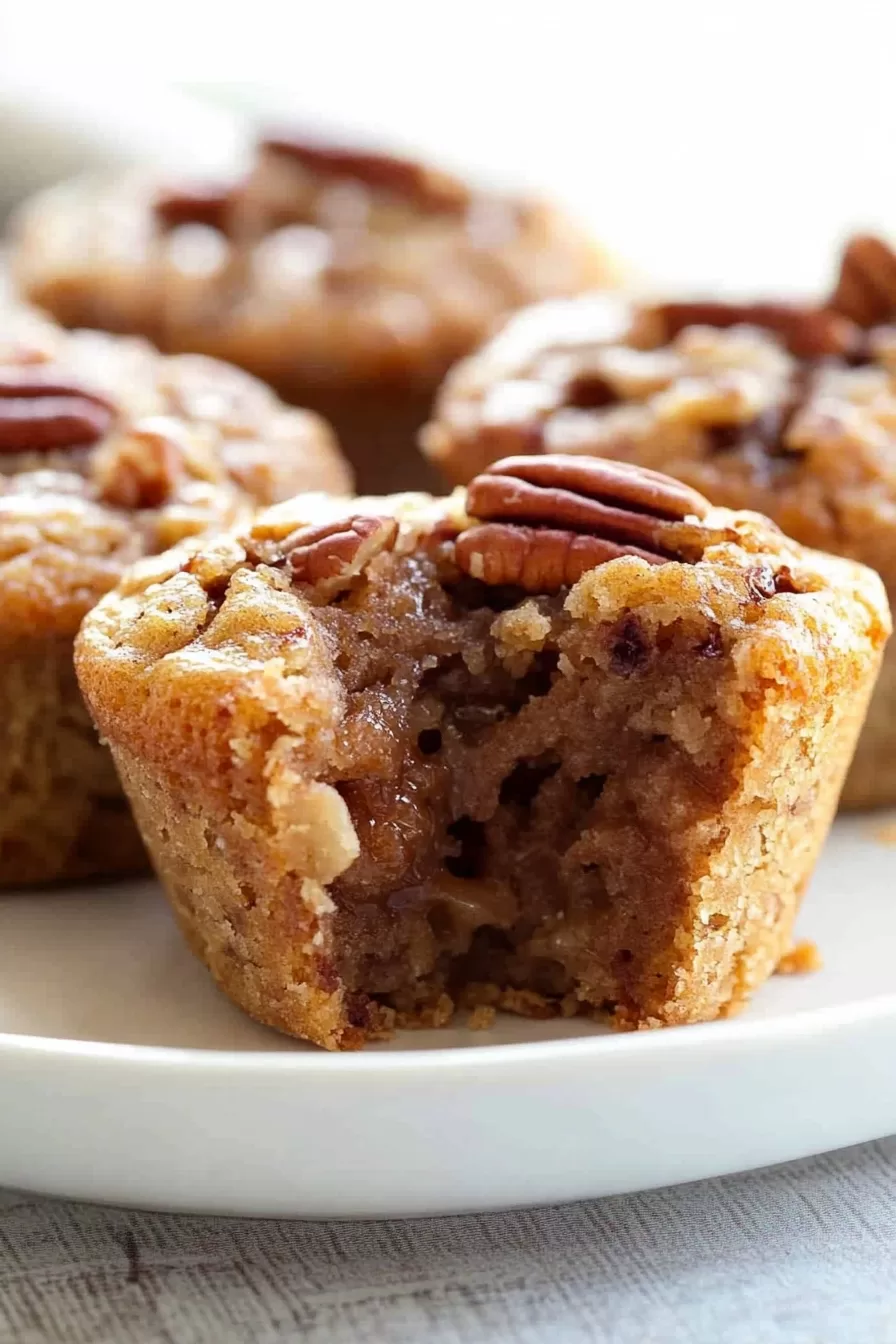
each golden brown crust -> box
[0,301,350,885]
[0,640,147,886]
[76,470,888,1047]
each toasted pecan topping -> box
[92,425,184,510]
[467,455,710,526]
[0,366,113,454]
[456,455,711,591]
[829,234,896,328]
[285,513,399,597]
[260,134,470,214]
[647,301,860,359]
[153,183,237,232]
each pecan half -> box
[456,455,711,592]
[153,182,238,233]
[285,514,399,597]
[828,234,896,328]
[0,366,113,454]
[260,134,470,214]
[647,300,860,359]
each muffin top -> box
[77,453,888,839]
[423,285,896,589]
[12,133,614,387]
[87,451,888,668]
[0,301,350,643]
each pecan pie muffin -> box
[0,301,349,886]
[11,133,614,494]
[424,291,896,807]
[75,455,888,1048]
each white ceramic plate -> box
[0,813,893,1219]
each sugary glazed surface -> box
[76,456,889,1048]
[11,134,614,390]
[0,300,348,885]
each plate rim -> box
[2,987,894,1074]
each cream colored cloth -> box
[1,1138,895,1343]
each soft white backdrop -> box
[2,0,895,294]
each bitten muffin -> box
[0,301,350,886]
[10,132,614,494]
[423,291,896,807]
[75,455,888,1049]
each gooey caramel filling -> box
[309,542,742,1011]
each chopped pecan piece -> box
[284,514,399,597]
[260,134,470,214]
[456,455,711,592]
[92,424,185,510]
[829,234,896,328]
[0,365,113,453]
[648,300,860,359]
[153,183,238,232]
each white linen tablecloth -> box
[1,1137,894,1344]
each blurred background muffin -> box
[11,134,612,493]
[5,0,896,493]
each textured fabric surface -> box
[0,1138,895,1343]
